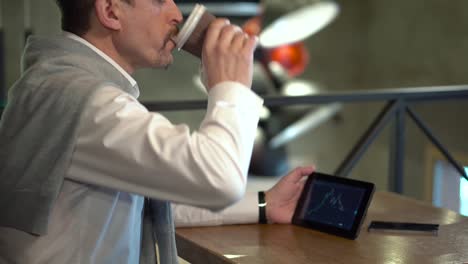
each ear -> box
[94,0,123,31]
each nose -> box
[169,0,183,26]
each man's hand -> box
[201,19,258,90]
[264,166,315,224]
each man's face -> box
[115,0,182,71]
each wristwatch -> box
[258,191,267,224]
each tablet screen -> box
[297,180,366,230]
[293,172,375,239]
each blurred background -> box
[1,0,467,215]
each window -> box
[460,167,468,216]
[425,146,468,216]
[432,163,468,216]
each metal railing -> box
[1,85,466,193]
[142,85,468,193]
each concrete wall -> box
[292,0,468,200]
[5,0,468,201]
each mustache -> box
[166,26,180,43]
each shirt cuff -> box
[220,192,259,225]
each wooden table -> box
[176,192,468,263]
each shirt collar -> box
[64,32,137,88]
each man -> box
[0,0,313,263]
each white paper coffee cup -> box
[175,4,216,58]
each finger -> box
[299,175,308,183]
[231,31,248,51]
[286,166,315,182]
[298,166,315,176]
[218,25,242,50]
[296,180,307,195]
[204,18,230,50]
[241,34,259,54]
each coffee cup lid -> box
[175,4,206,51]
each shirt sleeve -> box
[172,192,258,227]
[67,82,263,211]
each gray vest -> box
[0,35,177,264]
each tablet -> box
[292,172,375,239]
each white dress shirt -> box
[0,33,262,264]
